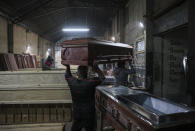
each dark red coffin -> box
[61,38,133,66]
[0,53,18,71]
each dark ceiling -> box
[0,0,127,42]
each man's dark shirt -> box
[65,70,102,119]
[114,67,132,86]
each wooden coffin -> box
[14,54,24,69]
[96,86,195,131]
[0,53,18,71]
[61,38,133,66]
[31,55,38,68]
[8,53,18,71]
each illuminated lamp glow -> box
[62,28,90,32]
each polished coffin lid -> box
[96,86,195,128]
[61,38,133,66]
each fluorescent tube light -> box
[62,28,90,32]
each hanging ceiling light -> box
[62,28,90,32]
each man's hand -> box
[65,64,72,78]
[65,64,70,69]
[65,64,70,67]
[93,64,99,72]
[93,63,105,79]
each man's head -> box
[117,61,125,68]
[77,66,88,79]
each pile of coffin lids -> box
[0,53,38,71]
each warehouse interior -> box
[0,0,195,131]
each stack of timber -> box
[0,70,72,131]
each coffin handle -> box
[63,48,69,56]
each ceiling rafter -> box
[13,0,55,23]
[13,0,40,14]
[0,0,126,42]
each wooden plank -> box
[7,53,18,71]
[0,105,6,124]
[15,105,22,124]
[57,104,63,122]
[0,123,66,131]
[14,54,24,69]
[37,105,43,123]
[43,105,50,123]
[50,104,57,122]
[21,104,29,123]
[29,104,36,123]
[0,100,72,105]
[7,105,14,124]
[63,105,72,122]
[0,103,72,124]
[0,72,67,85]
[0,90,71,102]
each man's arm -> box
[125,67,135,74]
[85,64,105,87]
[93,64,105,80]
[65,65,73,79]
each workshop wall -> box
[13,24,39,56]
[153,0,180,15]
[0,16,53,60]
[13,24,27,54]
[104,0,190,105]
[125,0,146,87]
[104,0,146,87]
[26,30,38,55]
[124,0,146,45]
[104,0,146,45]
[0,16,8,53]
[104,9,125,43]
[38,36,54,59]
[152,1,188,104]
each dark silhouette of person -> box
[45,55,53,69]
[65,64,104,131]
[114,61,134,86]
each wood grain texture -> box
[0,123,66,131]
[0,71,72,102]
[0,89,71,101]
[0,72,67,85]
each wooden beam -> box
[7,21,13,53]
[13,0,55,23]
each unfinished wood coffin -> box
[0,103,72,125]
[61,38,133,66]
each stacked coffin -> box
[14,54,24,69]
[0,53,18,71]
[0,53,38,71]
